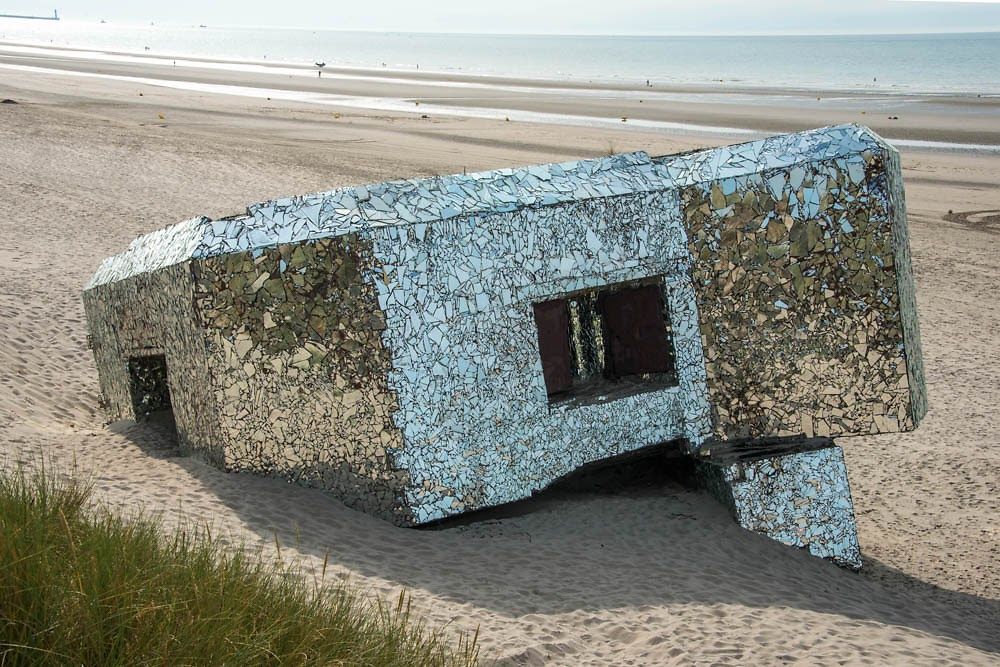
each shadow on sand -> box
[113,419,1000,657]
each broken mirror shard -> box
[84,124,925,567]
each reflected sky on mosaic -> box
[8,0,1000,33]
[84,125,926,525]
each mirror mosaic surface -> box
[84,124,925,550]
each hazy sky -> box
[8,0,1000,34]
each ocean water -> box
[1,19,999,94]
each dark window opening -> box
[127,354,173,419]
[532,278,678,406]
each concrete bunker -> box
[84,124,926,569]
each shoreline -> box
[7,60,1000,154]
[2,41,1000,152]
[3,38,999,98]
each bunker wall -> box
[683,150,924,441]
[362,191,712,523]
[83,262,225,463]
[189,234,411,523]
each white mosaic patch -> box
[699,445,862,569]
[366,191,710,521]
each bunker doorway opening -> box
[127,353,178,444]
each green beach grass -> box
[0,463,480,666]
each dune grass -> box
[0,463,480,666]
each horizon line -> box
[12,18,1000,37]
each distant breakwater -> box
[0,11,59,21]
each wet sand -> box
[2,40,1000,148]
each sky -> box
[6,0,1000,34]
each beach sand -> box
[1,58,998,665]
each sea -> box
[2,19,1000,95]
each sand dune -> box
[0,65,998,665]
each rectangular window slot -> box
[532,277,678,407]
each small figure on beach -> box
[316,62,326,78]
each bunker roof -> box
[86,124,891,289]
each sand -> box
[1,57,998,666]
